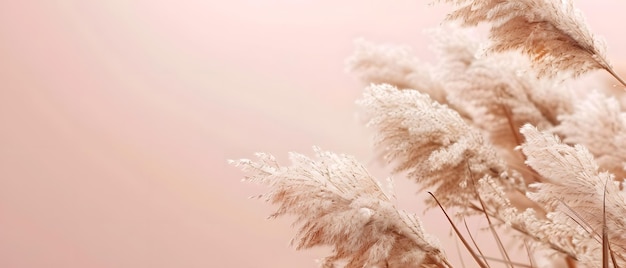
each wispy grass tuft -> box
[232,1,626,267]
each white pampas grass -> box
[444,0,625,84]
[520,125,626,266]
[230,148,450,267]
[357,84,512,210]
[552,92,626,180]
[232,1,626,267]
[346,39,447,104]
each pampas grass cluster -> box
[231,1,626,267]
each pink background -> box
[1,1,626,267]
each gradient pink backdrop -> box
[1,1,625,267]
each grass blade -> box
[429,192,489,268]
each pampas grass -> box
[443,0,624,84]
[230,149,451,268]
[231,1,626,267]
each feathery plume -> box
[552,92,626,181]
[230,148,450,267]
[428,24,480,80]
[520,125,626,266]
[429,26,573,125]
[443,52,553,184]
[473,175,582,259]
[443,0,626,85]
[357,84,513,209]
[347,39,448,104]
[233,1,626,267]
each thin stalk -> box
[601,177,617,268]
[480,256,533,268]
[604,66,626,89]
[500,103,541,184]
[465,202,577,260]
[523,240,536,268]
[474,186,514,268]
[454,234,467,268]
[463,218,490,267]
[467,163,513,268]
[428,192,489,268]
[591,50,626,88]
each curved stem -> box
[429,192,489,268]
[604,66,626,89]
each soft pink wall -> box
[1,1,625,267]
